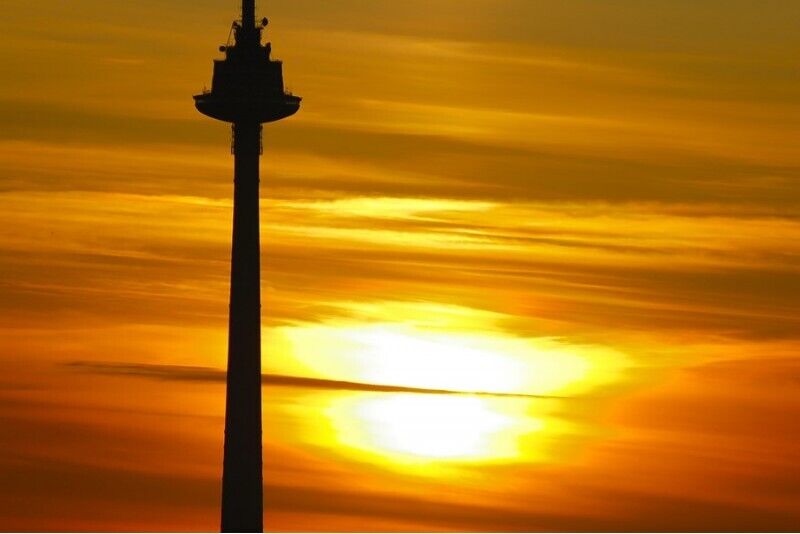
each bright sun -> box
[274,302,627,462]
[280,322,617,397]
[349,326,527,394]
[325,393,545,463]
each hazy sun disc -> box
[326,393,544,463]
[350,327,528,394]
[276,303,628,464]
[281,322,613,397]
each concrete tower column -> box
[221,120,263,533]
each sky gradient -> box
[1,0,799,531]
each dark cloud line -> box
[65,361,558,400]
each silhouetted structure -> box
[194,1,300,531]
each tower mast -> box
[242,0,256,30]
[194,0,301,531]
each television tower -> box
[194,1,300,531]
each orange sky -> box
[1,0,799,531]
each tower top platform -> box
[194,2,301,124]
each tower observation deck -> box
[194,1,300,532]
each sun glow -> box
[280,319,623,397]
[349,326,528,394]
[272,301,627,463]
[325,393,545,463]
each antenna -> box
[242,0,255,31]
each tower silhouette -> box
[194,1,300,531]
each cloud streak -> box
[66,360,559,400]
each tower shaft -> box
[221,120,263,533]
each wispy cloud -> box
[66,361,558,399]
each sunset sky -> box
[1,0,799,531]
